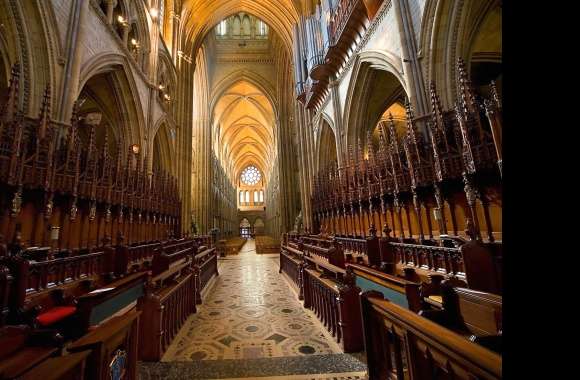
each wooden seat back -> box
[67,311,141,380]
[443,286,502,337]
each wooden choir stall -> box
[280,58,502,379]
[0,63,219,379]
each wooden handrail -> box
[282,244,303,257]
[348,263,407,286]
[19,349,92,380]
[362,292,501,379]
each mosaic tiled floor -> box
[161,240,343,361]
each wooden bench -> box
[301,255,363,352]
[280,241,364,353]
[161,239,195,255]
[2,250,112,330]
[255,235,280,254]
[151,244,196,277]
[302,239,345,269]
[419,286,502,353]
[223,237,246,256]
[361,291,502,380]
[115,241,161,276]
[139,272,197,361]
[390,237,502,295]
[347,263,422,312]
[75,271,148,333]
[67,310,141,380]
[194,247,218,301]
[193,235,213,249]
[19,349,92,380]
[279,247,303,295]
[0,325,63,379]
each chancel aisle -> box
[0,0,501,379]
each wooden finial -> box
[387,113,398,144]
[368,224,377,237]
[382,224,392,238]
[465,218,476,241]
[68,101,80,147]
[366,129,375,164]
[404,100,419,147]
[429,81,445,130]
[377,121,388,166]
[38,85,51,139]
[490,80,501,109]
[456,58,478,115]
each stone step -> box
[139,354,367,380]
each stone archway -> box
[316,119,338,174]
[239,217,251,237]
[343,53,408,149]
[152,120,176,175]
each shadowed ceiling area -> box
[212,80,275,185]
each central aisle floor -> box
[162,239,341,361]
[140,239,367,379]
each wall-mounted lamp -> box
[117,15,129,28]
[150,8,159,19]
[131,144,140,154]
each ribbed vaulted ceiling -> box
[213,81,275,184]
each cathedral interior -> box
[0,0,502,379]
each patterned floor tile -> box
[161,240,342,361]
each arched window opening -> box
[245,190,249,203]
[254,190,259,202]
[216,19,227,36]
[259,190,264,202]
[239,191,244,204]
[257,20,268,36]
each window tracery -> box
[241,165,261,186]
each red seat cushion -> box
[36,306,77,326]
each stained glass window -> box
[241,166,261,185]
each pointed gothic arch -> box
[342,51,407,150]
[79,53,147,146]
[316,117,338,174]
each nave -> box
[140,240,367,379]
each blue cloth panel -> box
[89,283,144,325]
[355,275,409,309]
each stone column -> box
[171,12,181,60]
[329,76,345,167]
[106,0,116,25]
[56,0,89,124]
[393,0,429,135]
[121,22,130,45]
